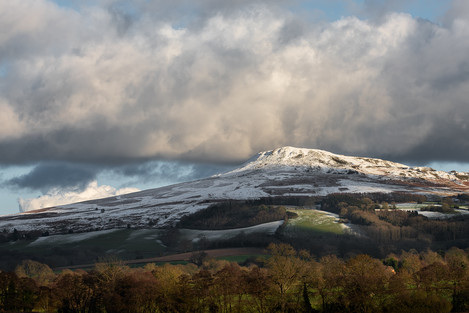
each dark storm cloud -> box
[0,0,469,167]
[7,162,96,192]
[399,121,469,165]
[0,125,153,165]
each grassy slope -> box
[1,208,352,270]
[0,229,167,269]
[284,209,345,235]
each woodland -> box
[1,243,469,313]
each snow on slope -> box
[0,146,468,234]
[231,146,465,181]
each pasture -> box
[284,208,346,236]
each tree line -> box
[332,196,469,255]
[1,244,468,313]
[177,202,289,230]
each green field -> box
[0,229,167,269]
[394,202,438,210]
[1,227,271,270]
[284,209,346,236]
[394,202,468,210]
[1,209,350,269]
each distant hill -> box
[1,146,468,235]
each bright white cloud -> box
[18,181,139,212]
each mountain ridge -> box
[0,146,468,234]
[229,146,467,182]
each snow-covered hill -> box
[1,147,468,234]
[234,146,466,181]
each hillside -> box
[236,146,467,181]
[0,146,468,235]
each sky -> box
[1,0,469,215]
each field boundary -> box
[53,247,266,271]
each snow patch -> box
[29,229,120,246]
[180,220,284,242]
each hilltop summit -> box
[236,146,407,170]
[232,146,463,182]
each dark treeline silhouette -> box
[178,202,288,230]
[1,245,469,313]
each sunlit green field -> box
[394,202,438,210]
[284,209,345,236]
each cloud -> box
[18,181,139,212]
[7,162,96,192]
[0,0,469,167]
[0,98,23,141]
[113,161,233,184]
[2,159,230,200]
[443,0,469,26]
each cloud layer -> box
[18,181,139,212]
[1,0,469,168]
[7,162,96,193]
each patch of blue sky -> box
[293,0,450,22]
[0,165,38,216]
[403,0,450,22]
[0,165,36,185]
[0,63,8,78]
[289,0,352,22]
[52,0,80,11]
[426,161,469,173]
[50,0,451,22]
